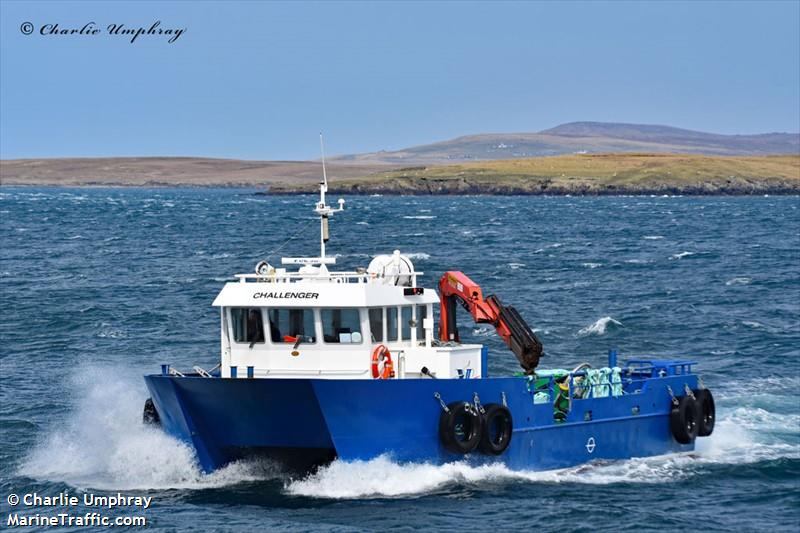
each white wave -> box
[405,253,430,260]
[471,326,495,337]
[19,367,278,491]
[508,262,526,269]
[95,328,126,339]
[725,277,752,286]
[402,215,436,220]
[582,262,602,269]
[669,251,695,260]
[643,235,664,240]
[286,402,799,499]
[356,221,369,225]
[577,316,622,336]
[624,259,653,264]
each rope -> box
[255,217,317,262]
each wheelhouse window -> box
[401,306,413,340]
[231,308,265,345]
[268,308,316,344]
[386,307,398,341]
[416,305,427,341]
[368,308,384,342]
[322,309,363,344]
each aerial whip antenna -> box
[320,132,328,188]
[305,132,344,262]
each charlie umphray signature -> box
[20,20,186,43]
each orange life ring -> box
[371,344,395,379]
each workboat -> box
[142,155,715,474]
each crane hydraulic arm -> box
[438,271,543,373]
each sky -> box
[1,0,798,160]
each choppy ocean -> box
[1,189,798,531]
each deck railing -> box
[233,271,424,285]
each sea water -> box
[1,189,798,531]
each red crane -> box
[438,271,543,373]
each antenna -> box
[310,133,344,262]
[319,132,328,188]
[278,134,345,268]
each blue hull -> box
[144,367,698,473]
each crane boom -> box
[438,271,543,373]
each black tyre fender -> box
[693,389,715,437]
[439,401,483,454]
[143,397,161,426]
[478,403,513,455]
[669,395,699,444]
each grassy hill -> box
[335,122,800,164]
[271,153,800,195]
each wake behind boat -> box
[143,147,715,473]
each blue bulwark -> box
[481,345,489,378]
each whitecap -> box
[402,215,436,220]
[19,367,280,491]
[669,251,695,260]
[96,329,126,339]
[582,262,602,269]
[577,316,622,336]
[471,326,495,337]
[725,277,752,286]
[405,253,431,260]
[643,235,664,240]
[508,262,526,269]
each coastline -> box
[2,153,798,195]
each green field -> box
[279,153,800,194]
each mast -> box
[313,133,344,262]
[280,134,344,268]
